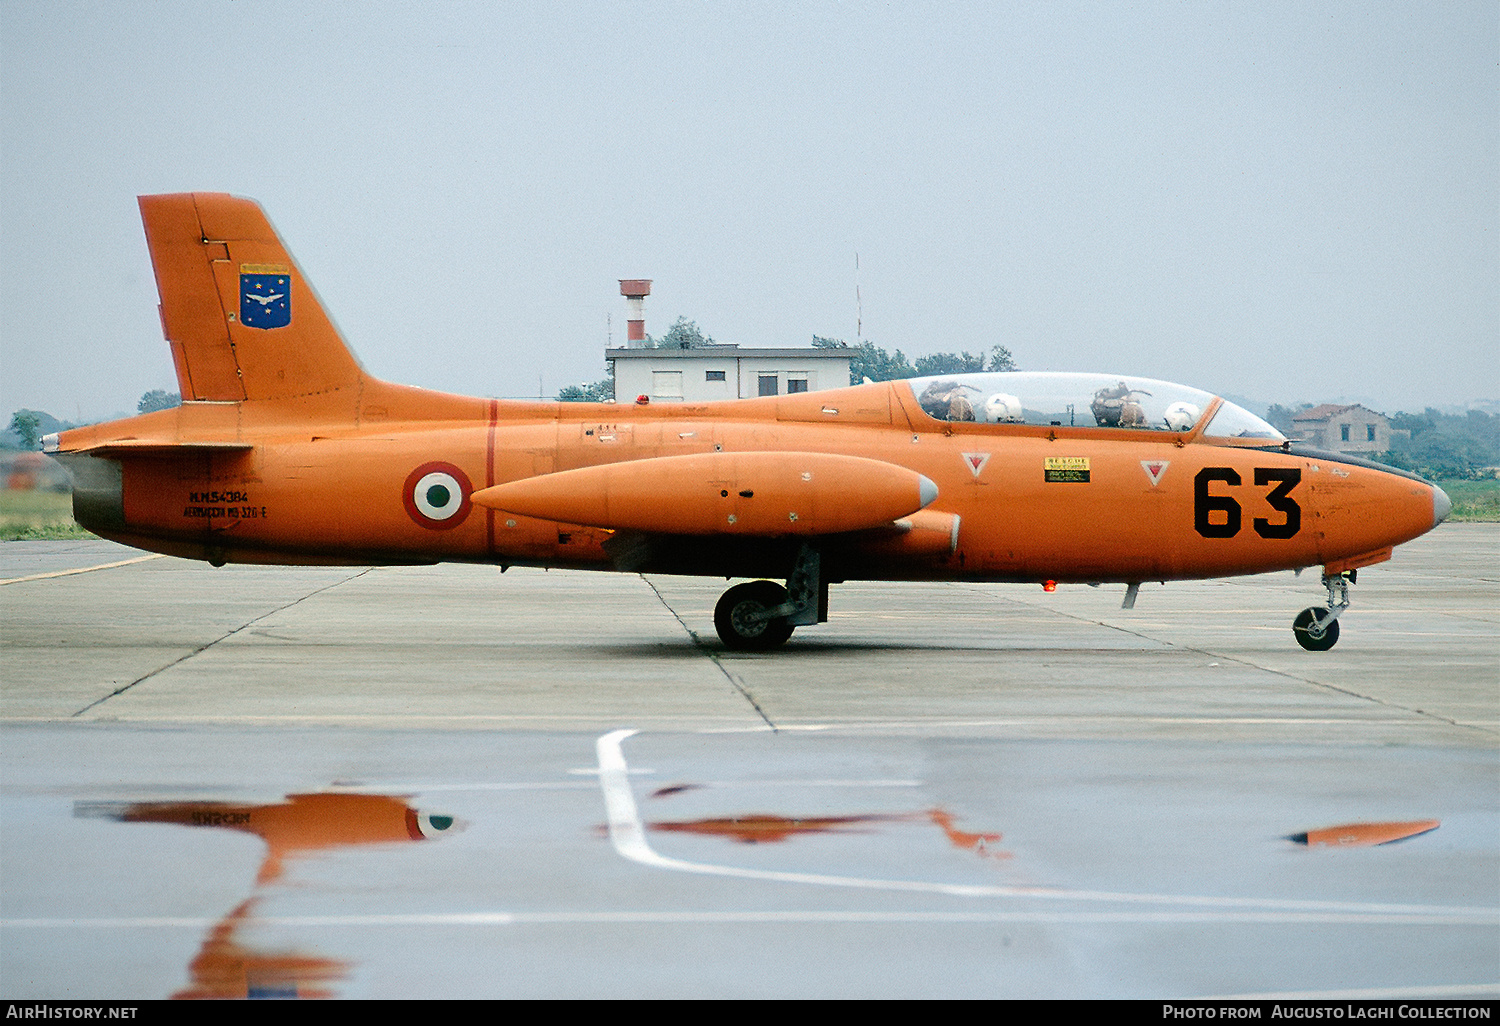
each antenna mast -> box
[855,252,862,341]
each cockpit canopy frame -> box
[903,371,1284,443]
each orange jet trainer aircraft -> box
[48,194,1451,651]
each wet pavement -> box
[1,527,1496,998]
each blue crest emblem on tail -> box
[240,264,291,329]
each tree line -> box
[810,337,1016,383]
[5,391,180,449]
[556,322,1017,403]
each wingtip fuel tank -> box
[472,450,939,536]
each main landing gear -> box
[713,544,827,651]
[1293,571,1353,652]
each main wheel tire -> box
[1293,607,1340,651]
[714,581,795,651]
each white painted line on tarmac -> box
[325,778,921,794]
[330,781,605,792]
[701,717,1451,733]
[669,779,924,789]
[594,729,1500,921]
[4,910,1497,929]
[0,553,165,585]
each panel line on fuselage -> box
[486,398,499,556]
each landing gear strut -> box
[1293,571,1352,652]
[713,544,827,651]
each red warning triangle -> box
[1141,460,1169,486]
[962,452,990,478]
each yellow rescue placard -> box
[1044,456,1090,483]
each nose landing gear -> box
[1293,571,1353,651]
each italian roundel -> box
[403,462,473,530]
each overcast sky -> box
[2,1,1495,422]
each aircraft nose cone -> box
[1432,484,1452,526]
[918,475,939,509]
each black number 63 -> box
[1194,467,1302,539]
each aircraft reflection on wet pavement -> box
[74,792,462,999]
[54,766,1463,999]
[645,806,1009,858]
[167,898,346,1001]
[1290,819,1442,848]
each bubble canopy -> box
[905,372,1284,441]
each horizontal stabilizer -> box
[45,438,253,457]
[473,451,938,536]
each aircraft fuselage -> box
[56,382,1440,586]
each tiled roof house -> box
[1290,404,1392,453]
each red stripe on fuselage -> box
[485,398,498,555]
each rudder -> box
[140,193,365,404]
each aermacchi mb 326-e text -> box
[47,194,1451,650]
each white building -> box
[606,345,853,403]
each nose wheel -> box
[1292,607,1340,651]
[1292,572,1351,651]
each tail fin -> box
[139,193,365,403]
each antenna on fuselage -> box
[855,251,862,342]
